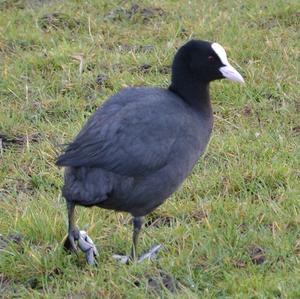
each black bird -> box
[56,40,244,264]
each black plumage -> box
[56,39,244,264]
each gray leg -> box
[63,201,99,265]
[64,201,79,254]
[130,216,144,260]
[112,216,162,264]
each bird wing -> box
[56,98,184,177]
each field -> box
[0,0,299,298]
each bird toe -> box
[112,244,162,264]
[137,244,162,263]
[78,230,99,265]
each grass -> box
[0,0,299,297]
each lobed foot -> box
[64,229,99,265]
[112,244,162,264]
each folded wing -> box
[56,97,183,177]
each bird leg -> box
[112,216,162,264]
[63,201,99,265]
[64,202,79,254]
[130,216,143,260]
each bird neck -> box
[169,79,212,114]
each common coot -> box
[56,39,244,264]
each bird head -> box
[172,39,244,84]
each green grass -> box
[0,0,299,297]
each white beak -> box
[211,42,245,84]
[219,64,245,83]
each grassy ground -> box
[0,0,299,297]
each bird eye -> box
[208,55,215,63]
